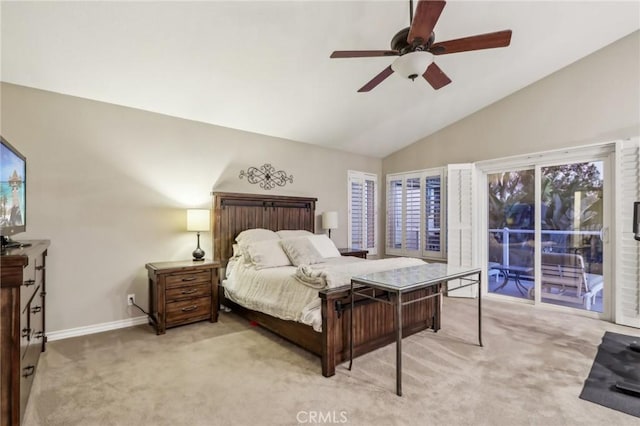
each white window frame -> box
[348,170,378,255]
[386,167,446,260]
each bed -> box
[212,192,441,377]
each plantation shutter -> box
[348,171,378,255]
[386,178,403,254]
[405,177,422,252]
[447,163,476,297]
[350,178,364,249]
[364,177,376,252]
[423,173,444,258]
[614,138,640,328]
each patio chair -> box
[534,252,603,310]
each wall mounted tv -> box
[0,136,27,248]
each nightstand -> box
[338,247,368,259]
[146,259,220,335]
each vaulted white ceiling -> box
[2,1,639,158]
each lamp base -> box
[192,232,205,261]
[192,247,205,261]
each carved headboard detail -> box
[212,192,317,266]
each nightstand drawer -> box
[165,270,211,288]
[166,283,211,301]
[166,297,211,324]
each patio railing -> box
[489,227,602,270]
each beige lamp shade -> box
[187,209,210,232]
[322,211,338,230]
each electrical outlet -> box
[127,294,135,306]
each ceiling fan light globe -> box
[391,51,433,81]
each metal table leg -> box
[478,271,483,347]
[396,291,402,396]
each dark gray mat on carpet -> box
[580,331,640,417]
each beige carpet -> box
[24,298,640,426]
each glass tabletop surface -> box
[351,263,481,291]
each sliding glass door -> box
[487,169,535,300]
[485,157,608,314]
[539,161,604,312]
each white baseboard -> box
[47,316,149,342]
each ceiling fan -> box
[330,0,512,92]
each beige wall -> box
[383,31,640,173]
[0,83,381,332]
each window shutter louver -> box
[349,171,378,255]
[350,179,364,249]
[615,139,640,327]
[365,178,376,250]
[386,169,445,259]
[447,164,476,298]
[387,178,403,253]
[405,177,421,251]
[424,174,444,258]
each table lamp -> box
[322,211,338,239]
[187,209,210,261]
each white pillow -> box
[276,230,313,239]
[308,234,341,258]
[235,228,279,245]
[244,239,292,270]
[280,237,323,266]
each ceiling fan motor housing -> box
[391,27,435,55]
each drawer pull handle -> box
[181,305,198,312]
[23,279,36,287]
[36,265,45,271]
[31,306,42,314]
[22,365,35,378]
[34,331,44,339]
[181,289,198,295]
[181,277,197,282]
[22,328,31,338]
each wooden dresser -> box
[1,240,49,426]
[146,260,219,335]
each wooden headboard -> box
[212,192,317,266]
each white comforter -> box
[223,256,426,332]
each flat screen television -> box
[0,136,27,249]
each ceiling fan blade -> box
[330,50,399,58]
[358,65,394,92]
[407,0,446,45]
[429,30,512,55]
[423,62,451,90]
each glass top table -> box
[349,263,482,396]
[352,263,482,292]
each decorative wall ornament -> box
[239,163,293,190]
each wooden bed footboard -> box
[319,284,440,377]
[220,283,440,377]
